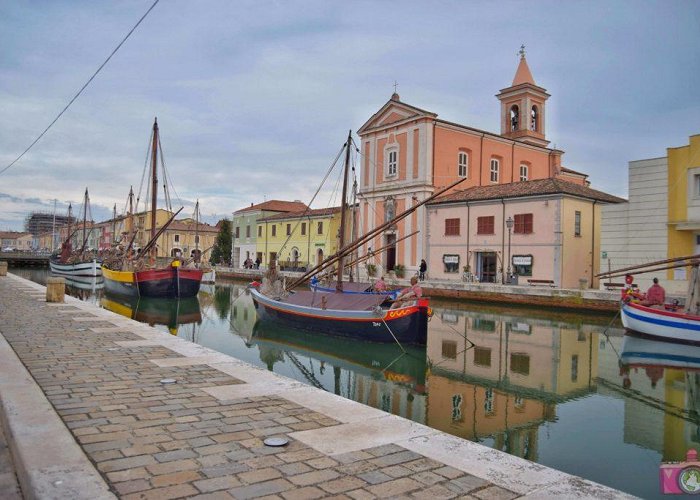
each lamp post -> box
[506,216,513,284]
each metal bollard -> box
[46,277,65,303]
[0,261,7,277]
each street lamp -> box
[505,216,514,284]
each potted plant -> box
[394,264,406,278]
[366,263,377,277]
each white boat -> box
[202,268,216,284]
[50,259,102,277]
[621,301,700,344]
[621,333,700,369]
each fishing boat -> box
[49,189,102,277]
[309,276,399,300]
[101,119,203,298]
[251,131,464,345]
[101,293,201,333]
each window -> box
[387,149,398,176]
[443,254,459,273]
[490,159,499,183]
[484,388,495,415]
[473,347,492,367]
[574,211,581,236]
[458,152,468,177]
[442,340,457,360]
[174,234,180,243]
[451,394,463,422]
[257,226,262,237]
[477,216,495,234]
[286,224,291,236]
[473,318,496,332]
[246,225,250,238]
[510,353,530,376]
[695,174,700,197]
[519,164,528,181]
[271,225,277,237]
[301,222,306,236]
[510,105,519,131]
[445,218,460,236]
[235,226,240,238]
[195,235,200,244]
[317,221,323,235]
[571,354,579,382]
[513,213,533,234]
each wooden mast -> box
[336,130,352,292]
[150,118,159,257]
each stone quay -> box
[0,273,633,499]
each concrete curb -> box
[0,277,115,499]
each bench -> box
[527,279,555,287]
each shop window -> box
[443,254,460,273]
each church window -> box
[520,164,528,181]
[387,149,398,176]
[531,106,538,131]
[490,159,500,183]
[458,152,468,177]
[510,105,519,131]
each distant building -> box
[0,231,33,251]
[256,206,344,271]
[357,50,590,278]
[427,179,624,288]
[232,200,308,268]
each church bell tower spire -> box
[496,46,550,147]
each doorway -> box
[478,252,497,283]
[385,234,396,271]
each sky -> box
[1,0,698,231]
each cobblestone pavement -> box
[0,275,631,499]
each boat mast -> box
[150,118,159,256]
[195,200,200,258]
[67,203,72,247]
[336,130,352,292]
[82,188,88,255]
[51,199,57,252]
[112,204,117,245]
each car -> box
[2,247,17,252]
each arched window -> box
[490,159,500,183]
[510,105,519,132]
[519,164,528,182]
[531,106,538,131]
[458,152,468,177]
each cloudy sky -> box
[1,0,698,231]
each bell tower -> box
[497,46,550,147]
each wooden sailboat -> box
[250,131,464,345]
[101,119,203,298]
[49,188,102,277]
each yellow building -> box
[668,134,700,283]
[256,207,345,270]
[163,218,219,260]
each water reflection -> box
[11,268,700,497]
[101,293,202,334]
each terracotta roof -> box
[560,166,588,178]
[168,220,219,233]
[0,231,31,239]
[259,206,342,222]
[429,178,626,205]
[512,56,536,86]
[235,200,308,214]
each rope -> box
[381,317,406,353]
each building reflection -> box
[425,307,599,459]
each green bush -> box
[394,264,405,278]
[366,263,377,277]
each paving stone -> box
[227,478,294,499]
[381,464,413,478]
[319,476,368,494]
[358,470,392,485]
[153,448,198,462]
[276,462,313,476]
[410,483,458,499]
[238,466,283,485]
[202,462,251,478]
[98,454,157,472]
[280,485,326,499]
[289,468,341,487]
[146,458,200,476]
[114,478,152,495]
[443,474,490,495]
[122,483,199,499]
[366,477,423,497]
[194,475,243,493]
[151,470,202,488]
[470,485,519,500]
[433,466,465,479]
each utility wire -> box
[0,0,160,177]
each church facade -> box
[356,51,589,277]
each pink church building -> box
[356,50,621,286]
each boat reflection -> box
[101,292,202,334]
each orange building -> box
[357,49,588,276]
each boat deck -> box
[284,290,389,310]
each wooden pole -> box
[336,131,352,292]
[596,253,700,278]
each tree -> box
[210,219,232,265]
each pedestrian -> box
[373,276,387,292]
[255,257,261,269]
[419,259,427,281]
[391,276,422,309]
[642,277,666,306]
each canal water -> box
[11,267,699,498]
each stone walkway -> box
[0,416,22,499]
[0,274,634,499]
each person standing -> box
[419,259,427,281]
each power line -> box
[0,0,160,177]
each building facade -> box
[356,51,588,277]
[256,207,343,270]
[232,200,308,268]
[427,179,623,288]
[0,231,33,251]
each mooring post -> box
[0,262,7,277]
[46,276,65,303]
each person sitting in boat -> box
[391,276,422,309]
[373,276,387,292]
[642,277,666,306]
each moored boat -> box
[621,301,700,344]
[621,333,700,370]
[50,258,102,277]
[309,277,399,300]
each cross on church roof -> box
[393,80,398,93]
